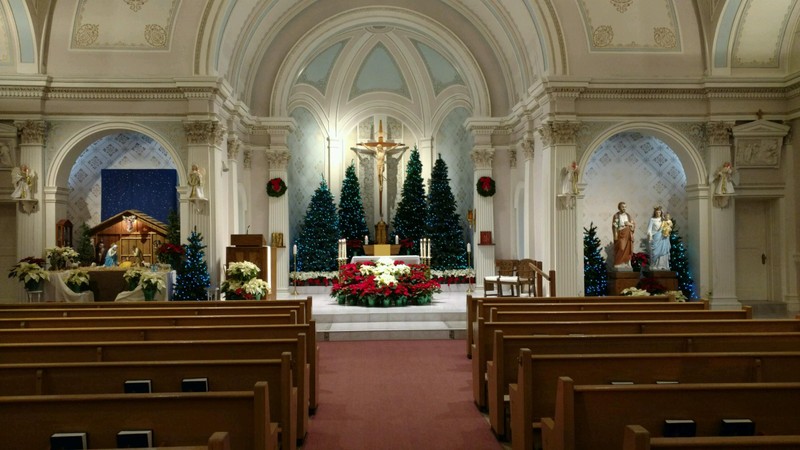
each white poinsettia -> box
[139,271,166,292]
[620,287,650,297]
[243,278,270,296]
[226,261,260,281]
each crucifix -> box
[351,119,407,244]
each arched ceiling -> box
[0,1,800,117]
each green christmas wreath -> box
[266,177,287,197]
[476,176,496,197]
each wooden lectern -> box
[226,234,276,300]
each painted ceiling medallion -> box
[124,0,148,12]
[610,0,633,13]
[144,24,167,48]
[75,24,99,47]
[593,25,614,47]
[654,27,676,48]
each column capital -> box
[538,121,580,147]
[184,120,226,146]
[520,137,535,161]
[706,121,733,146]
[227,136,241,160]
[470,147,495,170]
[15,120,47,145]
[242,147,252,169]
[265,148,290,169]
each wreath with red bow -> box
[266,178,287,197]
[476,176,496,197]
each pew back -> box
[0,305,309,323]
[0,313,300,329]
[540,378,800,450]
[0,382,276,450]
[623,425,800,450]
[490,308,750,322]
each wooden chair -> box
[485,259,521,296]
[516,259,536,296]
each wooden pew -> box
[473,317,797,408]
[0,354,297,450]
[469,299,709,359]
[0,305,309,323]
[0,320,318,411]
[0,336,312,442]
[95,431,232,450]
[0,381,278,450]
[623,425,800,450]
[0,312,300,329]
[507,350,800,448]
[489,331,800,440]
[465,294,676,357]
[490,308,751,323]
[538,378,800,450]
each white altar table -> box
[351,255,421,265]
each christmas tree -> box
[173,228,211,301]
[297,178,339,272]
[165,209,180,245]
[391,146,428,255]
[669,220,696,300]
[338,162,370,260]
[75,223,95,266]
[426,155,467,270]
[583,222,608,296]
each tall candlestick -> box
[467,243,471,253]
[293,244,297,255]
[395,235,399,245]
[365,235,369,245]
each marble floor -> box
[283,285,470,341]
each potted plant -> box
[46,246,79,270]
[139,271,166,301]
[8,257,49,291]
[123,267,144,291]
[242,278,270,300]
[221,261,262,300]
[64,268,90,293]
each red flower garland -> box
[476,176,496,197]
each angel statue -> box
[712,162,736,208]
[10,165,33,200]
[188,164,206,199]
[561,161,579,195]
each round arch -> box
[577,122,708,187]
[47,122,187,188]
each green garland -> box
[266,177,287,197]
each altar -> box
[350,255,421,265]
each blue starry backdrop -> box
[101,169,178,223]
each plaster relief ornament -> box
[10,165,33,200]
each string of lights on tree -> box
[338,162,370,260]
[172,228,211,301]
[391,146,428,255]
[669,220,696,299]
[296,178,339,272]
[426,155,468,270]
[583,222,608,296]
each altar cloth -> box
[350,255,421,265]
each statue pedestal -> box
[641,270,679,292]
[375,221,388,244]
[607,271,640,295]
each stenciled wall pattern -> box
[436,107,474,239]
[68,132,176,228]
[582,132,687,264]
[288,107,326,246]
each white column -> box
[14,121,46,260]
[227,136,241,234]
[418,137,434,184]
[183,120,227,285]
[466,120,499,295]
[706,122,739,309]
[521,137,535,258]
[539,121,582,296]
[265,122,294,297]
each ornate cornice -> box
[0,85,220,101]
[15,120,47,145]
[538,121,580,146]
[227,136,240,160]
[264,148,290,169]
[470,147,494,170]
[707,121,733,146]
[184,121,226,146]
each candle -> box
[427,239,431,258]
[365,235,369,245]
[395,235,399,245]
[293,244,297,255]
[467,243,471,253]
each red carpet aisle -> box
[300,340,503,450]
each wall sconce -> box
[467,209,476,229]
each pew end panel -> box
[623,424,800,450]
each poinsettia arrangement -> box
[65,269,90,293]
[331,257,440,307]
[8,257,48,290]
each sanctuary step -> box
[297,289,468,341]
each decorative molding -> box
[470,148,495,170]
[264,149,290,169]
[520,138,535,161]
[509,149,517,168]
[575,121,615,161]
[243,148,252,169]
[670,122,708,159]
[538,122,580,146]
[706,121,732,146]
[734,137,782,168]
[124,0,148,12]
[610,0,633,13]
[15,120,47,145]
[184,121,226,146]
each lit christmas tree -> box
[583,222,608,296]
[75,223,95,266]
[297,178,339,272]
[165,209,180,245]
[426,155,467,270]
[391,146,428,255]
[173,228,211,301]
[338,162,370,260]
[669,220,696,299]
